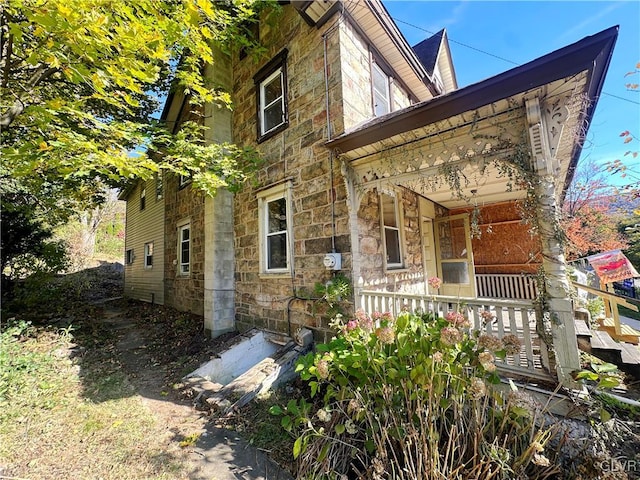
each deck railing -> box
[358,290,552,380]
[475,273,538,300]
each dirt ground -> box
[89,296,294,480]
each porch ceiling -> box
[328,27,618,210]
[345,73,588,209]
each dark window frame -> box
[254,49,289,143]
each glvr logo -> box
[600,457,638,473]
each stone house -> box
[120,1,617,383]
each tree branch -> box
[0,65,57,128]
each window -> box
[178,224,190,275]
[144,242,153,268]
[125,249,134,265]
[258,183,292,274]
[254,50,288,141]
[381,193,403,268]
[155,172,163,200]
[179,174,191,188]
[372,62,391,117]
[140,186,146,210]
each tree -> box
[605,61,640,198]
[1,0,268,217]
[561,159,628,260]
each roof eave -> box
[327,26,618,157]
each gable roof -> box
[412,29,444,76]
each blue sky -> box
[384,1,640,186]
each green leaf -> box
[597,376,620,389]
[287,399,300,416]
[293,437,303,459]
[334,424,345,435]
[592,362,618,374]
[280,415,292,430]
[575,370,599,382]
[600,408,612,422]
[268,405,283,416]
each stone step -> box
[620,342,640,365]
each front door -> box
[435,214,476,297]
[420,198,439,295]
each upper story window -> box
[155,172,163,200]
[372,62,391,117]
[258,182,292,274]
[380,192,404,269]
[178,224,190,275]
[140,186,146,211]
[179,174,191,188]
[254,49,288,142]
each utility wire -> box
[392,16,640,106]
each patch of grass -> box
[0,319,191,479]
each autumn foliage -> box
[563,203,628,261]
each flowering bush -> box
[275,306,558,479]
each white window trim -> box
[179,174,191,188]
[380,191,405,270]
[178,223,191,276]
[372,61,391,117]
[258,182,293,275]
[140,186,146,210]
[144,242,153,269]
[259,66,285,136]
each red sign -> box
[587,250,639,284]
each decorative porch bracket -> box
[525,96,580,385]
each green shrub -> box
[276,307,559,479]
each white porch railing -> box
[475,273,538,300]
[359,290,553,381]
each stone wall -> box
[164,174,206,316]
[232,5,351,341]
[358,188,426,295]
[339,20,412,130]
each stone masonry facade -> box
[232,7,352,341]
[164,175,206,316]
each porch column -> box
[526,97,580,385]
[341,161,364,310]
[203,51,235,338]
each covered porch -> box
[327,27,617,384]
